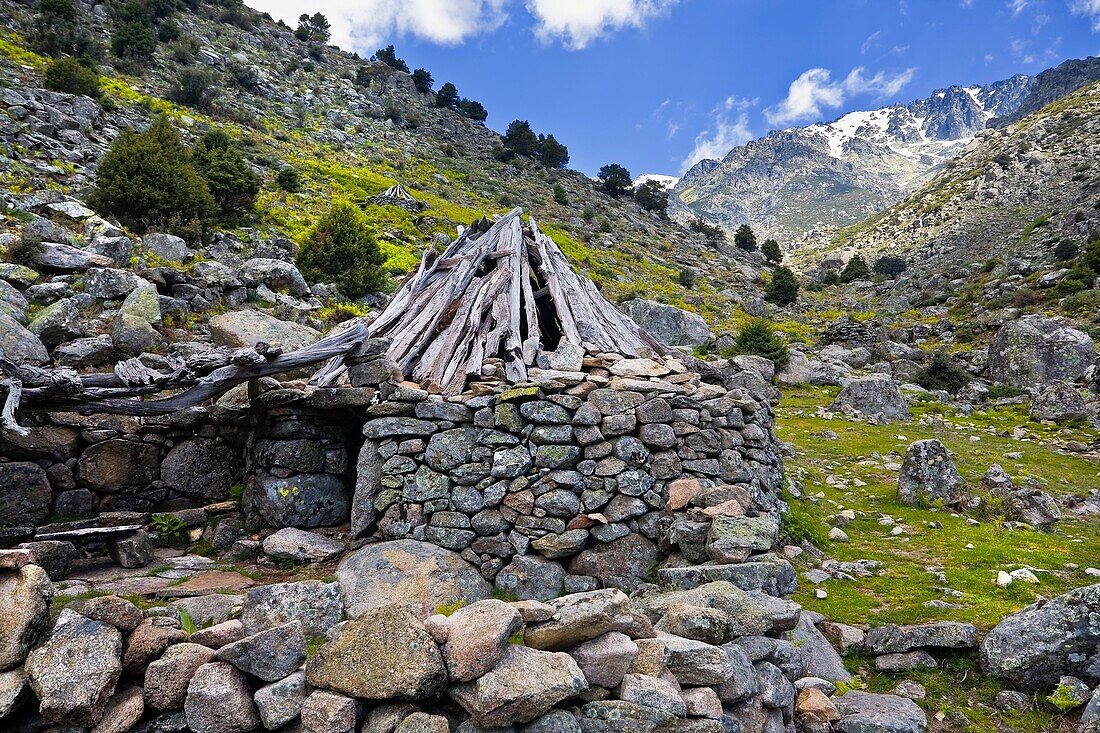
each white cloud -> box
[860,30,881,54]
[680,96,756,172]
[247,0,510,50]
[764,68,845,125]
[526,0,678,49]
[1070,0,1100,30]
[763,66,916,126]
[1009,0,1029,14]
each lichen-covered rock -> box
[864,622,978,655]
[251,472,349,529]
[620,299,713,347]
[240,580,343,637]
[184,662,261,733]
[440,599,522,682]
[215,621,307,682]
[77,438,159,491]
[1029,380,1088,423]
[210,308,321,350]
[0,564,52,670]
[831,376,911,422]
[569,632,638,688]
[525,589,632,651]
[450,645,588,727]
[0,311,48,365]
[25,609,123,725]
[262,528,344,563]
[896,439,966,507]
[305,605,447,700]
[832,691,927,733]
[567,534,659,593]
[0,462,51,529]
[336,539,491,619]
[987,316,1096,388]
[980,583,1100,690]
[254,670,309,730]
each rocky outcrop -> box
[620,299,714,347]
[981,582,1100,690]
[987,316,1096,388]
[832,376,911,422]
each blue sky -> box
[248,0,1100,177]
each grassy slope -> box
[778,385,1100,630]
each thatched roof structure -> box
[367,208,665,395]
[370,184,424,212]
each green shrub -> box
[873,255,906,278]
[192,130,261,222]
[1054,239,1078,261]
[678,267,695,289]
[111,20,157,61]
[765,266,799,306]
[634,180,669,215]
[3,231,43,267]
[552,184,568,206]
[89,115,215,239]
[30,0,99,58]
[724,319,789,369]
[277,165,301,193]
[168,67,219,111]
[913,351,971,394]
[297,201,386,298]
[821,271,841,286]
[43,57,101,98]
[840,254,870,283]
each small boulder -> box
[441,599,523,682]
[832,376,911,422]
[215,621,307,682]
[1029,381,1088,423]
[144,643,216,710]
[897,439,967,507]
[832,691,927,733]
[184,662,261,733]
[262,528,344,563]
[0,563,53,670]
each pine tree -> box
[89,115,214,240]
[501,120,539,159]
[634,180,669,215]
[435,82,459,109]
[872,255,906,278]
[297,201,386,298]
[761,238,781,263]
[764,266,799,306]
[371,44,409,72]
[840,254,870,283]
[455,99,487,122]
[411,68,433,93]
[192,130,260,223]
[536,134,569,169]
[294,13,331,44]
[734,224,757,251]
[598,164,632,197]
[728,319,789,369]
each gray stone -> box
[0,462,51,528]
[254,671,309,730]
[25,609,122,725]
[874,651,938,672]
[239,258,310,297]
[143,234,194,262]
[832,376,911,421]
[0,311,48,365]
[161,439,240,502]
[210,309,321,351]
[336,539,491,619]
[184,662,261,733]
[897,440,967,507]
[240,580,343,636]
[988,316,1096,388]
[980,582,1100,690]
[441,599,523,682]
[94,685,146,733]
[659,632,734,685]
[567,533,659,593]
[1029,380,1088,422]
[28,297,86,347]
[569,631,638,688]
[108,529,155,568]
[216,620,307,682]
[864,622,978,654]
[525,589,632,651]
[832,692,927,733]
[263,528,344,562]
[300,689,357,732]
[450,645,588,727]
[619,673,686,716]
[0,563,52,671]
[792,617,852,682]
[85,267,142,299]
[621,299,713,347]
[496,554,567,601]
[54,334,114,367]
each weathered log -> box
[0,323,370,435]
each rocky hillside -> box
[990,54,1100,128]
[0,0,770,354]
[790,80,1100,288]
[672,75,1032,243]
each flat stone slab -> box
[35,525,142,542]
[657,559,798,597]
[156,570,257,598]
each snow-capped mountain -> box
[672,74,1033,243]
[634,174,680,190]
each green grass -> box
[777,385,1100,629]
